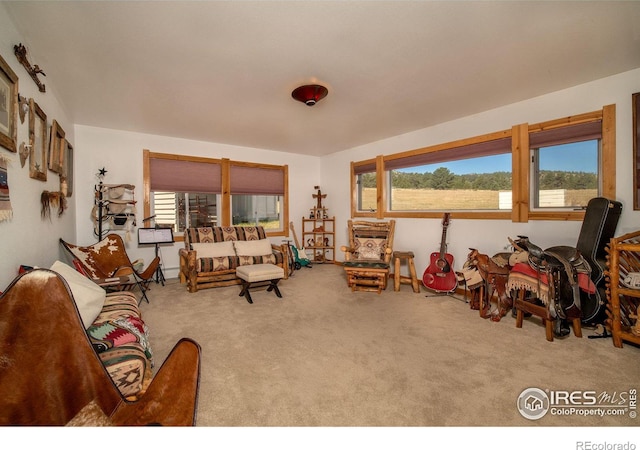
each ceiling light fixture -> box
[291,84,328,106]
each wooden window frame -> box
[144,150,289,241]
[349,104,616,222]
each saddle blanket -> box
[506,262,595,305]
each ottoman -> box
[236,264,285,304]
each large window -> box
[144,151,288,238]
[385,134,512,213]
[532,141,599,209]
[351,105,615,222]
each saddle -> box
[513,236,592,320]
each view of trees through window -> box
[357,141,598,211]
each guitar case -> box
[576,197,622,325]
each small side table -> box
[392,251,420,293]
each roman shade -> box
[230,165,285,195]
[384,137,512,171]
[529,120,602,148]
[150,158,222,194]
[353,160,377,175]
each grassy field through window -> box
[361,188,597,211]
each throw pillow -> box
[192,241,236,258]
[234,239,273,257]
[355,237,386,260]
[50,260,106,329]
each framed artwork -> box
[48,120,65,174]
[29,99,47,181]
[0,53,18,153]
[64,139,73,197]
[634,92,640,210]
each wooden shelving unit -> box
[302,207,335,264]
[605,230,640,348]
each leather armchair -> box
[0,269,201,426]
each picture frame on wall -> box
[64,139,73,197]
[48,119,65,174]
[29,99,47,181]
[0,53,18,153]
[634,92,640,210]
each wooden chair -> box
[60,234,160,304]
[341,220,395,293]
[0,269,201,426]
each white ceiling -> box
[4,1,640,157]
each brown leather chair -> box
[60,234,160,304]
[0,269,201,426]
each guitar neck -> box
[439,226,448,258]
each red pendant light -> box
[291,84,328,106]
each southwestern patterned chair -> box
[341,220,396,293]
[0,268,201,426]
[179,226,287,292]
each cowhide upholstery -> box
[0,269,201,426]
[60,233,159,283]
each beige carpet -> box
[139,264,639,427]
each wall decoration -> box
[64,140,73,197]
[18,94,28,124]
[18,141,30,167]
[0,155,12,221]
[40,190,66,220]
[48,120,65,174]
[634,92,640,210]
[0,53,18,153]
[28,99,47,181]
[13,43,45,93]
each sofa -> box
[179,226,288,293]
[48,260,153,398]
[0,266,201,426]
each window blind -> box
[384,137,512,171]
[149,158,221,194]
[530,121,602,148]
[230,165,285,195]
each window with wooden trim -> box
[143,150,289,238]
[522,105,615,222]
[384,132,512,214]
[350,105,615,222]
[352,159,378,217]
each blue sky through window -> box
[395,140,597,175]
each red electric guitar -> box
[422,213,457,293]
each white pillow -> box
[192,241,236,258]
[233,239,273,257]
[50,260,106,329]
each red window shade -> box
[530,121,602,148]
[150,158,221,194]
[230,165,284,195]
[384,137,512,171]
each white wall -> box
[0,3,76,290]
[73,126,322,279]
[323,68,640,277]
[2,0,639,291]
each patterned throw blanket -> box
[0,157,11,222]
[507,262,595,305]
[507,262,551,303]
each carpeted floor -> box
[139,264,639,427]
